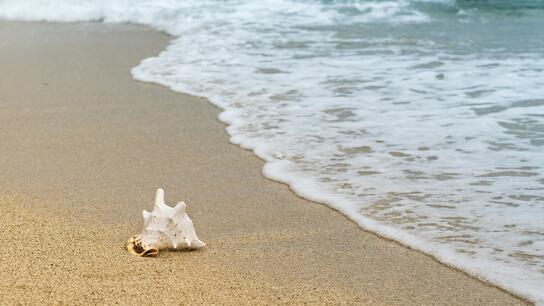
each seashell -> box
[127,188,205,257]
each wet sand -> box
[0,21,529,305]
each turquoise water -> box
[1,0,543,302]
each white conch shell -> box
[127,188,205,257]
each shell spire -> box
[127,188,205,257]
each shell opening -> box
[127,236,159,257]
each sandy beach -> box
[0,21,529,305]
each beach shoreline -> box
[0,21,529,305]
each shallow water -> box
[1,0,543,303]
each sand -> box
[0,21,529,305]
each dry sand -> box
[0,21,529,305]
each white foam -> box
[2,1,543,303]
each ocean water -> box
[1,0,543,303]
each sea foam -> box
[1,0,542,303]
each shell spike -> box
[191,238,205,249]
[174,201,186,212]
[142,210,152,227]
[171,202,187,221]
[154,188,166,209]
